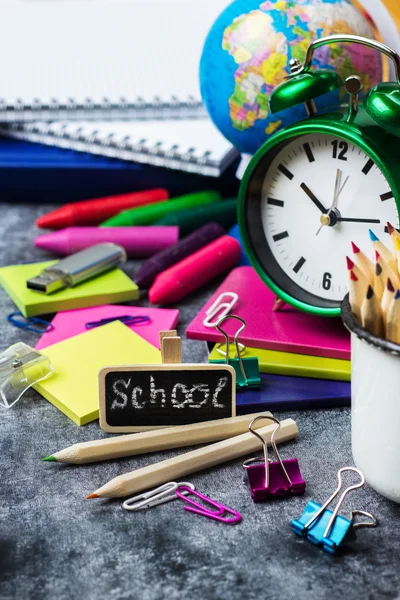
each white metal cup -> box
[342,295,400,503]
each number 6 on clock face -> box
[240,132,399,314]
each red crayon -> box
[149,235,242,304]
[36,188,169,229]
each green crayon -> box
[100,191,222,227]
[154,198,238,236]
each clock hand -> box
[315,171,350,235]
[300,183,328,214]
[336,217,381,224]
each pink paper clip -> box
[242,415,305,502]
[176,485,241,524]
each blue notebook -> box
[0,138,239,203]
[236,373,351,414]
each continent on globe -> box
[200,0,383,154]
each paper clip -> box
[122,482,195,512]
[203,292,239,328]
[7,312,54,334]
[176,485,242,524]
[242,415,305,502]
[292,467,377,555]
[85,315,151,329]
[0,342,53,409]
[210,314,260,389]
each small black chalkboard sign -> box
[99,364,236,432]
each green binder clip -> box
[210,315,261,389]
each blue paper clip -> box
[7,312,54,334]
[291,467,377,555]
[85,315,151,329]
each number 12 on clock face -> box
[240,133,399,314]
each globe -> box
[200,0,384,154]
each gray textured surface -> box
[1,203,400,600]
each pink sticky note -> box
[186,267,350,360]
[36,305,179,350]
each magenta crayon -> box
[134,222,225,288]
[34,226,179,258]
[149,235,242,304]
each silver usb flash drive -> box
[27,243,127,294]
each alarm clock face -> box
[243,132,399,311]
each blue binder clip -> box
[210,315,261,389]
[292,467,377,555]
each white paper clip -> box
[203,292,239,328]
[122,482,195,512]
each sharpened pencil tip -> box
[375,250,380,262]
[346,256,354,270]
[366,285,374,300]
[395,289,400,300]
[369,229,379,242]
[387,278,395,292]
[86,493,99,499]
[350,270,358,282]
[42,455,57,462]
[351,241,360,254]
[387,222,395,235]
[376,262,382,276]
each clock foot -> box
[273,298,286,312]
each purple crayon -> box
[134,222,226,288]
[34,226,179,258]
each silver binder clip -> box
[0,342,53,409]
[122,482,195,512]
[203,292,239,328]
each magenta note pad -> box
[186,267,350,360]
[35,304,179,351]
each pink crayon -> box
[34,226,179,257]
[149,235,242,304]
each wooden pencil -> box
[386,289,400,344]
[369,229,397,273]
[386,222,400,257]
[375,251,400,289]
[86,418,298,499]
[346,255,369,286]
[382,277,396,326]
[394,236,400,275]
[351,241,374,285]
[43,412,274,464]
[361,285,384,338]
[348,270,365,322]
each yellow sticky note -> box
[0,261,139,317]
[35,321,161,425]
[208,343,350,382]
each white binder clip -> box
[203,292,239,328]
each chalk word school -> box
[99,364,236,432]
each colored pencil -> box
[361,285,384,338]
[382,277,396,325]
[386,289,400,344]
[86,418,298,499]
[42,412,274,464]
[346,256,369,287]
[369,229,397,273]
[351,241,374,285]
[348,270,364,322]
[394,236,400,274]
[386,222,400,256]
[376,251,400,292]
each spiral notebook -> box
[0,0,230,122]
[1,119,238,176]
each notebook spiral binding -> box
[0,96,206,121]
[0,116,237,178]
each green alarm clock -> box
[238,34,400,317]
